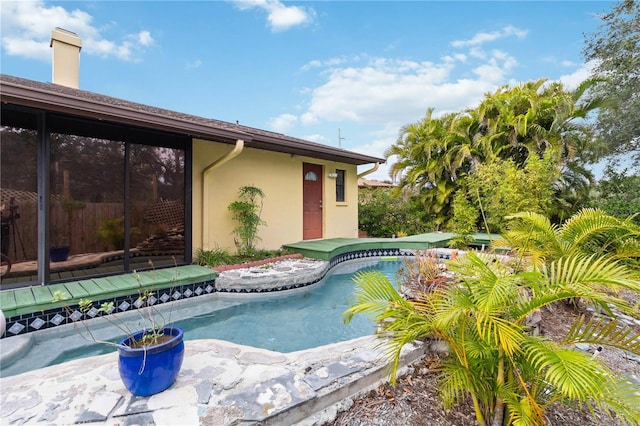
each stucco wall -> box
[192,139,360,254]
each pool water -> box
[1,259,404,377]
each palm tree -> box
[386,110,459,228]
[495,208,640,271]
[387,79,608,232]
[344,251,640,425]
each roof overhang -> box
[0,74,385,166]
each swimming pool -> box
[0,258,405,377]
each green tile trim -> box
[92,277,121,295]
[0,265,218,319]
[13,288,36,309]
[30,286,54,305]
[77,279,110,298]
[64,281,92,299]
[283,233,502,261]
[0,291,17,317]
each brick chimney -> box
[50,28,82,88]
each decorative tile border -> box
[1,248,459,339]
[1,280,215,339]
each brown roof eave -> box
[1,82,252,144]
[1,74,386,165]
[247,134,385,165]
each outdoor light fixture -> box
[328,172,338,178]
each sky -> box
[0,0,615,181]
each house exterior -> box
[0,30,383,289]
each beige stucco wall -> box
[192,138,360,254]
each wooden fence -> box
[4,202,125,262]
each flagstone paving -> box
[0,336,425,425]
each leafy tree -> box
[588,166,640,224]
[345,209,640,426]
[358,187,431,237]
[449,152,559,234]
[386,109,459,229]
[227,185,266,256]
[583,0,640,162]
[387,79,603,228]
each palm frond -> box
[541,254,640,294]
[438,359,493,409]
[343,270,411,323]
[563,315,640,355]
[524,339,612,401]
[344,270,436,383]
[475,312,525,356]
[591,378,640,425]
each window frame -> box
[335,169,346,202]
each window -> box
[0,103,190,287]
[335,169,345,202]
[304,171,318,181]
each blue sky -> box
[1,1,613,180]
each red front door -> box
[303,163,323,240]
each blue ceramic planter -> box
[50,246,70,262]
[117,327,184,396]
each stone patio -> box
[0,336,425,425]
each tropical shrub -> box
[358,187,431,237]
[227,185,266,256]
[345,209,640,426]
[193,246,234,266]
[496,208,640,270]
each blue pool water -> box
[1,259,404,377]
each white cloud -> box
[301,55,354,71]
[558,61,596,90]
[0,1,154,62]
[136,31,154,46]
[269,113,298,132]
[232,0,315,32]
[297,49,516,129]
[451,25,528,48]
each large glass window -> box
[49,130,126,277]
[0,104,188,287]
[0,110,39,286]
[129,144,185,269]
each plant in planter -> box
[51,269,184,396]
[95,216,142,251]
[50,197,85,262]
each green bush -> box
[358,187,431,237]
[193,247,234,266]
